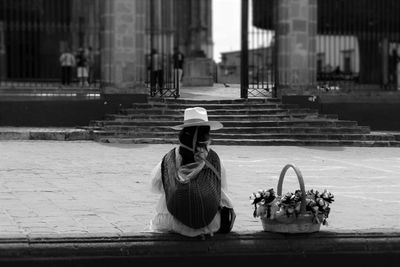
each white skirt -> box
[149,194,221,237]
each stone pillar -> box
[101,0,147,95]
[182,0,214,86]
[275,0,317,96]
[188,0,212,58]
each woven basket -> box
[261,164,322,234]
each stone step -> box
[0,129,91,141]
[97,125,370,134]
[97,137,400,147]
[93,119,359,128]
[104,113,323,121]
[89,97,391,146]
[1,232,398,266]
[149,98,274,104]
[96,131,394,141]
[122,107,319,115]
[130,102,298,110]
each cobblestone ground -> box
[1,141,400,238]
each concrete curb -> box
[0,128,93,141]
[1,231,399,266]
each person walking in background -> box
[172,46,185,89]
[396,49,400,90]
[86,46,95,85]
[59,47,75,86]
[149,107,235,237]
[389,48,400,90]
[76,47,89,87]
[150,48,163,96]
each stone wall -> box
[283,92,400,130]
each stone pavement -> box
[179,83,243,100]
[1,140,400,239]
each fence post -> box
[240,0,249,99]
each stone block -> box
[29,132,66,141]
[278,23,290,35]
[116,2,130,13]
[0,132,29,140]
[116,52,134,63]
[292,54,306,67]
[309,0,317,6]
[66,131,92,141]
[296,34,308,50]
[120,14,133,23]
[183,57,214,86]
[117,24,128,34]
[122,62,136,82]
[135,16,145,32]
[280,6,289,21]
[300,5,308,19]
[310,5,317,22]
[136,0,146,14]
[289,3,300,18]
[308,22,317,36]
[102,82,147,94]
[123,36,134,48]
[292,19,307,32]
[135,34,144,48]
[308,37,316,51]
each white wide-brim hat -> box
[171,107,223,130]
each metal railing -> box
[316,0,400,92]
[241,0,275,98]
[0,0,101,99]
[145,0,180,99]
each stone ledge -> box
[0,128,93,141]
[0,231,399,266]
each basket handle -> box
[277,164,307,214]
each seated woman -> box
[149,107,235,237]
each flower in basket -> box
[249,188,278,218]
[250,188,334,226]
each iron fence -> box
[0,0,101,95]
[247,0,400,95]
[316,0,400,92]
[145,0,180,98]
[241,0,275,98]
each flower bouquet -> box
[250,164,334,233]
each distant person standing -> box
[173,46,185,89]
[150,48,163,95]
[86,46,95,85]
[76,47,89,87]
[389,49,400,90]
[59,48,75,86]
[396,49,400,90]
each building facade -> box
[0,0,214,93]
[1,0,400,97]
[252,0,400,93]
[0,0,101,82]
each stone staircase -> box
[89,98,400,146]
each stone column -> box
[275,0,317,96]
[188,0,213,58]
[101,0,146,95]
[182,0,214,86]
